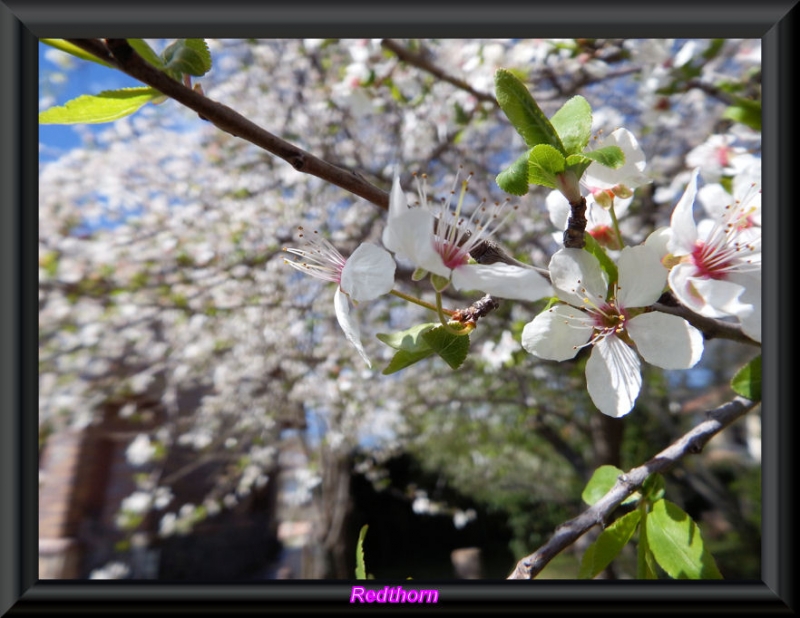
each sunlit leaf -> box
[39,87,161,125]
[646,499,723,579]
[41,39,115,69]
[495,68,564,152]
[496,151,531,196]
[578,510,641,579]
[527,144,566,189]
[162,38,213,77]
[731,355,761,401]
[550,95,593,155]
[582,465,624,505]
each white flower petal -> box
[667,168,700,255]
[549,248,608,307]
[333,287,371,367]
[683,275,747,318]
[644,226,672,259]
[546,190,570,230]
[585,336,642,418]
[452,263,553,301]
[627,312,703,369]
[340,243,396,302]
[521,304,593,361]
[616,245,667,308]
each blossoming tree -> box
[39,38,762,580]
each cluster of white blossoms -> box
[284,136,760,419]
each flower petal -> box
[584,128,650,190]
[333,287,371,367]
[549,248,608,307]
[667,168,700,255]
[521,304,593,361]
[616,245,667,308]
[340,242,396,302]
[452,263,553,301]
[627,312,704,369]
[585,336,642,418]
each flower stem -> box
[435,292,467,336]
[608,201,624,250]
[390,288,455,316]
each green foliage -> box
[39,87,162,125]
[645,499,722,579]
[731,355,761,401]
[355,524,370,579]
[723,97,761,132]
[579,470,722,579]
[39,38,212,125]
[377,323,470,374]
[578,509,641,579]
[494,68,624,198]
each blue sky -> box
[39,40,142,162]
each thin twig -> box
[507,395,759,579]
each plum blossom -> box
[382,171,552,301]
[521,246,704,417]
[283,228,396,367]
[645,167,761,341]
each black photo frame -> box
[3,1,796,614]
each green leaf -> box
[494,68,565,152]
[496,151,531,196]
[582,145,626,169]
[564,154,595,182]
[641,473,666,502]
[582,465,624,505]
[646,499,723,579]
[40,39,115,69]
[162,39,212,77]
[376,323,437,351]
[421,325,471,370]
[381,347,435,375]
[583,234,619,288]
[578,510,642,579]
[527,144,566,189]
[637,515,659,579]
[723,98,761,132]
[355,524,369,579]
[731,355,761,401]
[127,39,166,70]
[550,95,593,155]
[39,87,161,125]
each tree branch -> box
[65,39,391,210]
[507,395,759,579]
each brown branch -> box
[507,395,758,579]
[380,39,498,106]
[65,39,391,210]
[652,297,761,347]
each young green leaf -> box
[496,151,531,196]
[641,473,666,502]
[162,39,212,77]
[127,39,166,70]
[39,87,162,125]
[637,516,659,579]
[723,97,761,132]
[578,510,642,579]
[550,95,593,155]
[494,69,565,153]
[731,355,761,401]
[646,499,723,579]
[421,325,471,370]
[377,323,437,351]
[581,465,624,505]
[40,39,115,69]
[582,145,626,170]
[527,144,566,189]
[355,524,369,579]
[381,347,435,375]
